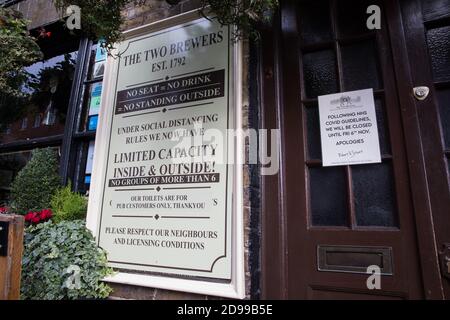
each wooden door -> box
[260,0,435,299]
[398,0,450,298]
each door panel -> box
[400,0,450,298]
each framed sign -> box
[86,10,245,299]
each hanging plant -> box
[200,0,278,40]
[53,0,130,53]
[51,0,278,54]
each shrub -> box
[21,220,114,300]
[51,184,88,223]
[10,148,60,214]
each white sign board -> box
[318,89,381,166]
[86,11,245,298]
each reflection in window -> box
[20,118,28,130]
[33,114,42,128]
[0,51,77,144]
[24,52,77,123]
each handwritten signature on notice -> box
[338,150,364,158]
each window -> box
[70,42,106,194]
[33,114,42,128]
[0,22,81,200]
[20,117,28,130]
[0,22,80,145]
[0,23,105,198]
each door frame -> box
[260,0,445,299]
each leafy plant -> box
[0,7,43,130]
[24,208,53,225]
[0,8,42,98]
[10,148,61,215]
[51,184,88,223]
[51,0,278,54]
[21,220,114,300]
[201,0,278,40]
[53,0,129,53]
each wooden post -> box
[0,214,25,300]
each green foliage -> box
[201,0,279,40]
[10,148,61,215]
[21,220,114,300]
[0,8,42,97]
[51,0,278,54]
[51,184,88,223]
[54,0,130,53]
[0,7,43,130]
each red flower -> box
[40,209,52,220]
[24,212,34,221]
[0,207,8,214]
[24,209,52,224]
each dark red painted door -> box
[399,0,450,298]
[260,0,448,299]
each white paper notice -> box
[318,88,381,166]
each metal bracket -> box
[0,221,9,256]
[413,86,430,101]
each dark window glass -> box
[337,0,380,37]
[303,50,338,98]
[437,89,450,149]
[73,140,96,195]
[0,51,77,144]
[310,166,348,226]
[422,0,450,22]
[299,0,332,45]
[306,105,322,159]
[375,98,391,155]
[341,39,382,91]
[426,26,450,82]
[352,162,398,227]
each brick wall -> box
[10,0,61,29]
[12,0,259,300]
